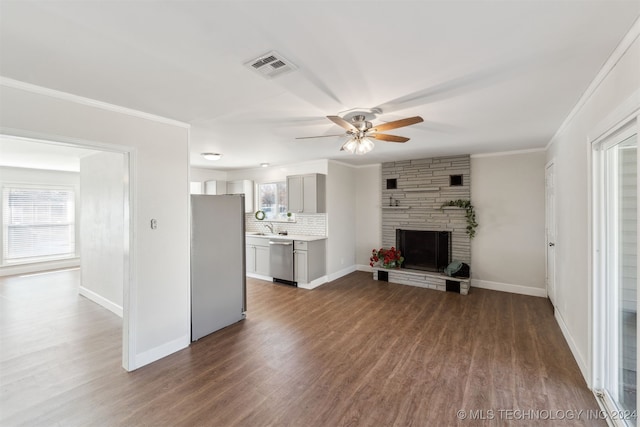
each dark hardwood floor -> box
[0,269,604,426]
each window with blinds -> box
[2,186,76,263]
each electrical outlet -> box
[150,219,157,229]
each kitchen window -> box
[257,181,288,221]
[2,185,76,264]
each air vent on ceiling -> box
[244,50,297,79]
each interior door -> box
[546,162,557,305]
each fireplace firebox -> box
[396,229,451,272]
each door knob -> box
[549,242,555,247]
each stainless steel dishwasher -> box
[269,239,295,286]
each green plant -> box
[441,199,478,239]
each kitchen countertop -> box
[246,232,327,242]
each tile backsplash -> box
[245,213,327,236]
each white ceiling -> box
[1,1,638,170]
[0,137,100,172]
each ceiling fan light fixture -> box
[355,137,374,155]
[202,152,222,160]
[342,138,359,154]
[343,137,374,155]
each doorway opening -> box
[0,133,134,371]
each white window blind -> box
[3,186,76,263]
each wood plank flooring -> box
[0,269,604,426]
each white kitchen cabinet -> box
[227,180,254,213]
[246,236,270,276]
[255,246,269,276]
[287,174,326,213]
[204,180,227,195]
[294,239,326,284]
[190,182,203,194]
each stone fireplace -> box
[376,155,471,294]
[381,155,471,266]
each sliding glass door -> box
[595,125,637,426]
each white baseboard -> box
[471,279,547,298]
[0,258,80,277]
[327,265,357,282]
[356,264,374,272]
[298,276,328,290]
[554,308,590,385]
[133,334,190,370]
[79,286,123,318]
[246,272,272,282]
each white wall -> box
[225,159,328,183]
[355,165,382,268]
[0,82,191,371]
[79,152,125,317]
[470,151,546,296]
[326,161,357,279]
[546,29,640,382]
[190,167,227,185]
[0,166,81,276]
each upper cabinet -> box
[204,180,227,195]
[205,179,253,212]
[227,180,254,213]
[287,173,326,213]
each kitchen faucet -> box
[264,222,275,234]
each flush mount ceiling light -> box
[260,163,270,168]
[201,153,222,161]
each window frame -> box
[2,183,77,266]
[256,181,289,222]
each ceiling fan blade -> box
[327,115,357,131]
[371,134,409,143]
[295,134,345,140]
[370,116,424,132]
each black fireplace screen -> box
[396,229,451,272]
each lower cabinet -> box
[254,246,270,276]
[294,239,326,284]
[246,236,270,276]
[294,249,308,284]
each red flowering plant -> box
[369,247,404,269]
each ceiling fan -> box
[296,114,424,155]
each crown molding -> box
[470,148,545,158]
[0,76,190,129]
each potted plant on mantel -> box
[441,199,478,239]
[369,247,404,269]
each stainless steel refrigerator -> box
[191,194,246,341]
